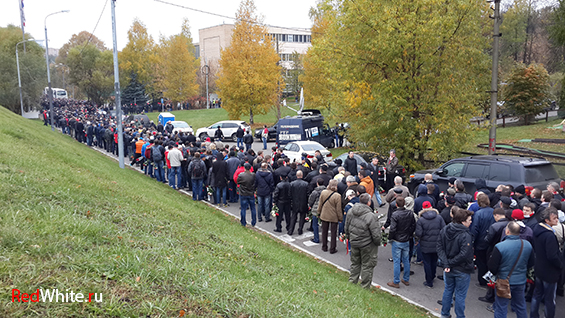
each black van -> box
[276,109,335,148]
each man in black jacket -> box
[530,208,562,318]
[273,174,291,233]
[289,170,309,235]
[237,163,256,227]
[243,131,253,152]
[343,151,358,176]
[236,126,244,149]
[214,126,224,141]
[387,197,416,288]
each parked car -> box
[125,114,151,128]
[282,141,332,163]
[407,155,562,196]
[255,123,278,141]
[195,120,251,141]
[170,121,193,134]
[330,151,406,184]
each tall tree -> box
[119,19,158,95]
[158,18,200,104]
[303,0,491,169]
[66,44,114,105]
[217,0,283,124]
[0,25,46,114]
[121,72,147,106]
[56,31,106,65]
[504,63,550,124]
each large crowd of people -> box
[43,99,565,318]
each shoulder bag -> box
[496,239,523,299]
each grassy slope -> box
[0,106,428,317]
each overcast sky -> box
[2,0,316,50]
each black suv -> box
[408,155,562,195]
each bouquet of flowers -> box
[271,205,279,218]
[339,233,351,254]
[305,210,312,222]
[378,186,385,194]
[381,231,389,247]
[207,186,214,197]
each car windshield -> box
[173,122,189,128]
[56,91,66,96]
[301,143,326,151]
[525,164,560,183]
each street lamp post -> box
[44,9,70,131]
[16,39,39,116]
[488,0,501,155]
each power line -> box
[78,0,109,56]
[153,0,312,33]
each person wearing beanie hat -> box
[415,196,445,288]
[511,209,525,220]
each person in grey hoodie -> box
[344,193,382,289]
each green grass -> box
[465,117,565,177]
[146,104,300,131]
[0,105,429,317]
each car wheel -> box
[330,140,335,148]
[232,133,237,142]
[199,133,208,141]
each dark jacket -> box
[274,165,291,185]
[308,185,326,217]
[236,127,244,138]
[237,171,256,197]
[415,208,446,253]
[273,179,291,206]
[243,133,253,144]
[475,178,491,195]
[389,207,416,243]
[290,179,309,213]
[437,223,475,274]
[226,157,240,180]
[488,235,534,285]
[343,156,358,176]
[532,223,563,283]
[485,219,509,254]
[454,192,473,209]
[440,206,453,225]
[344,203,382,248]
[211,158,229,188]
[309,172,332,194]
[470,206,494,251]
[414,184,436,214]
[255,169,274,197]
[214,128,224,140]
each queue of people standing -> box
[47,103,565,318]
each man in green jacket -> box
[344,193,382,288]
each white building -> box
[196,24,311,71]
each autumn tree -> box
[0,25,46,114]
[119,19,158,96]
[303,0,491,169]
[301,2,346,113]
[56,31,106,65]
[158,18,199,104]
[66,44,114,105]
[217,0,283,124]
[504,63,550,124]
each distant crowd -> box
[43,100,565,318]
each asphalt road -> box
[90,139,564,318]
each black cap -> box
[448,177,457,185]
[446,196,456,205]
[514,185,525,194]
[321,165,328,172]
[393,187,403,194]
[500,196,512,206]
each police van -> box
[276,109,335,148]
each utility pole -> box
[203,57,210,110]
[488,0,501,155]
[111,0,124,169]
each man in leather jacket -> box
[289,170,309,235]
[387,196,416,288]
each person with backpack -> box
[188,152,207,200]
[151,140,165,183]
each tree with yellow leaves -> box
[159,18,200,104]
[119,19,158,94]
[217,0,282,124]
[303,0,491,169]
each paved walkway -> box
[86,140,564,318]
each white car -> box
[170,121,193,134]
[282,141,333,163]
[195,120,251,141]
